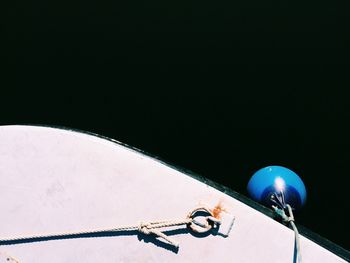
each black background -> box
[2,0,350,251]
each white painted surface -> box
[0,125,346,262]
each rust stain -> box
[210,201,227,219]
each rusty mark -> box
[210,201,227,219]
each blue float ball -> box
[247,166,307,210]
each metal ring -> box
[187,206,214,233]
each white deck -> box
[0,125,346,262]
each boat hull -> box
[0,125,347,262]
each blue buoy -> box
[247,166,307,210]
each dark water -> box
[2,0,350,251]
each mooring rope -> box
[0,206,219,249]
[273,204,302,263]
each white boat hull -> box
[0,125,347,262]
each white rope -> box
[0,205,225,250]
[0,218,194,248]
[273,204,302,263]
